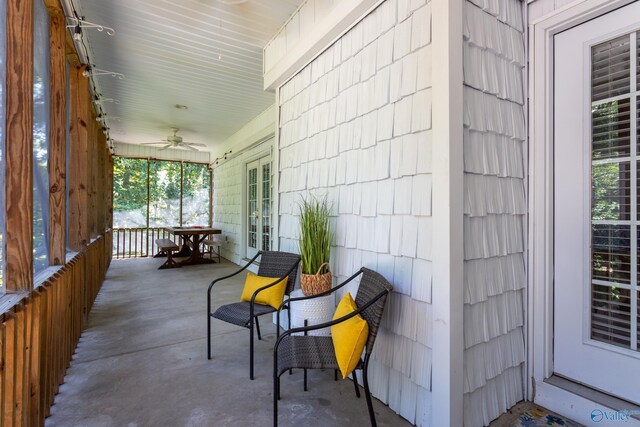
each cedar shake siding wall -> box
[462,1,526,426]
[277,0,433,425]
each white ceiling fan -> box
[142,127,206,151]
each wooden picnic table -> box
[165,226,222,266]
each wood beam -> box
[49,12,67,265]
[5,0,35,290]
[68,66,90,251]
[64,31,81,68]
[87,114,96,238]
[43,0,64,14]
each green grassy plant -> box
[298,196,333,275]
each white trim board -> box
[431,0,464,425]
[527,0,637,413]
[536,380,640,426]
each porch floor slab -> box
[46,257,411,427]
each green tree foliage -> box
[113,157,148,213]
[113,157,211,228]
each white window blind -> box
[590,31,640,351]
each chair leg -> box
[255,316,262,341]
[334,369,338,381]
[352,371,361,398]
[250,319,255,380]
[273,373,278,427]
[363,358,377,427]
[304,369,308,391]
[207,314,211,360]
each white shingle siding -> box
[278,1,432,425]
[462,1,525,426]
[212,143,273,265]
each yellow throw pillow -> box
[240,272,288,309]
[331,293,369,379]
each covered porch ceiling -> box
[75,0,302,153]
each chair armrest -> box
[276,268,363,313]
[207,252,262,315]
[207,251,261,295]
[274,288,390,353]
[249,259,301,307]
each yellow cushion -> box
[240,272,288,309]
[331,293,369,379]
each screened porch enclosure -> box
[112,157,212,258]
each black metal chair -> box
[207,251,300,380]
[273,268,393,427]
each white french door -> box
[245,157,272,259]
[554,2,640,404]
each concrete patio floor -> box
[46,257,411,427]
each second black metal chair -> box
[207,250,300,380]
[273,267,393,427]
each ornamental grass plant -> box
[298,196,333,295]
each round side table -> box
[288,289,335,336]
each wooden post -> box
[49,11,67,265]
[209,169,213,227]
[179,162,184,226]
[87,114,96,238]
[5,0,35,290]
[68,66,90,251]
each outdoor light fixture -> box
[83,65,125,79]
[66,16,115,37]
[93,95,119,105]
[213,150,233,165]
[73,25,82,41]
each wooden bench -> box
[155,238,181,269]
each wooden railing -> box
[112,227,181,259]
[0,231,111,426]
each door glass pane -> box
[592,162,631,220]
[590,33,638,351]
[592,98,631,159]
[33,0,50,274]
[247,167,257,249]
[636,31,640,91]
[592,34,630,102]
[592,225,631,285]
[591,284,631,347]
[182,163,210,226]
[262,163,271,251]
[149,161,181,227]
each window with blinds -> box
[590,31,639,352]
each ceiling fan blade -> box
[158,144,172,151]
[183,144,199,152]
[141,142,167,145]
[185,142,207,147]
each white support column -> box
[431,0,464,425]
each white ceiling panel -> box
[74,0,302,152]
